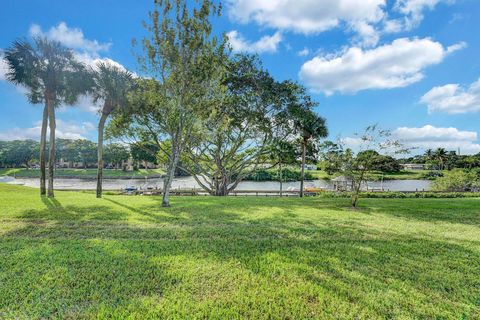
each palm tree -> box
[90,62,133,198]
[290,106,328,197]
[434,148,448,170]
[4,37,88,197]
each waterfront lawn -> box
[0,168,164,178]
[0,184,479,319]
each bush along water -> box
[317,191,480,199]
[242,168,315,182]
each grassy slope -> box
[0,185,479,319]
[0,168,164,178]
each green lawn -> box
[0,185,479,319]
[0,168,164,178]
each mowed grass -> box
[0,185,479,319]
[0,168,164,178]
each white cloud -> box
[420,78,480,114]
[299,38,462,95]
[227,0,385,35]
[297,47,310,57]
[393,125,480,154]
[0,53,7,81]
[227,0,454,45]
[0,119,95,141]
[29,22,111,55]
[228,0,385,46]
[394,0,454,30]
[227,30,282,54]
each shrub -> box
[242,168,314,182]
[432,169,479,192]
[420,171,444,180]
[317,191,480,199]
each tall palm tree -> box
[4,37,88,197]
[90,62,133,198]
[290,106,328,197]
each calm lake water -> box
[2,176,431,192]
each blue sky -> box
[1,0,479,154]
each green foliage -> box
[4,37,90,106]
[432,169,480,192]
[130,141,159,165]
[321,125,408,207]
[0,140,39,167]
[89,62,134,116]
[56,139,97,166]
[242,168,314,182]
[318,191,480,199]
[420,170,444,180]
[0,184,479,318]
[103,143,130,167]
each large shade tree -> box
[90,62,133,198]
[181,54,291,196]
[4,37,89,197]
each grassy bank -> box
[309,169,436,181]
[0,184,479,318]
[0,168,164,179]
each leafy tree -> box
[0,140,39,168]
[72,140,97,168]
[89,62,133,198]
[4,37,89,197]
[366,152,402,173]
[325,125,408,207]
[130,141,159,168]
[56,139,78,164]
[104,143,130,169]
[432,169,479,192]
[118,0,224,206]
[182,55,289,196]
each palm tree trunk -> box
[47,102,56,198]
[96,113,108,198]
[39,103,48,196]
[300,139,307,198]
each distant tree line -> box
[400,148,480,170]
[0,139,158,170]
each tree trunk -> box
[351,171,365,207]
[96,113,108,198]
[279,162,283,197]
[162,145,180,207]
[47,102,56,198]
[300,139,307,198]
[214,177,229,196]
[39,104,48,196]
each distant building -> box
[401,163,426,171]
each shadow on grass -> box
[1,194,480,318]
[353,197,480,226]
